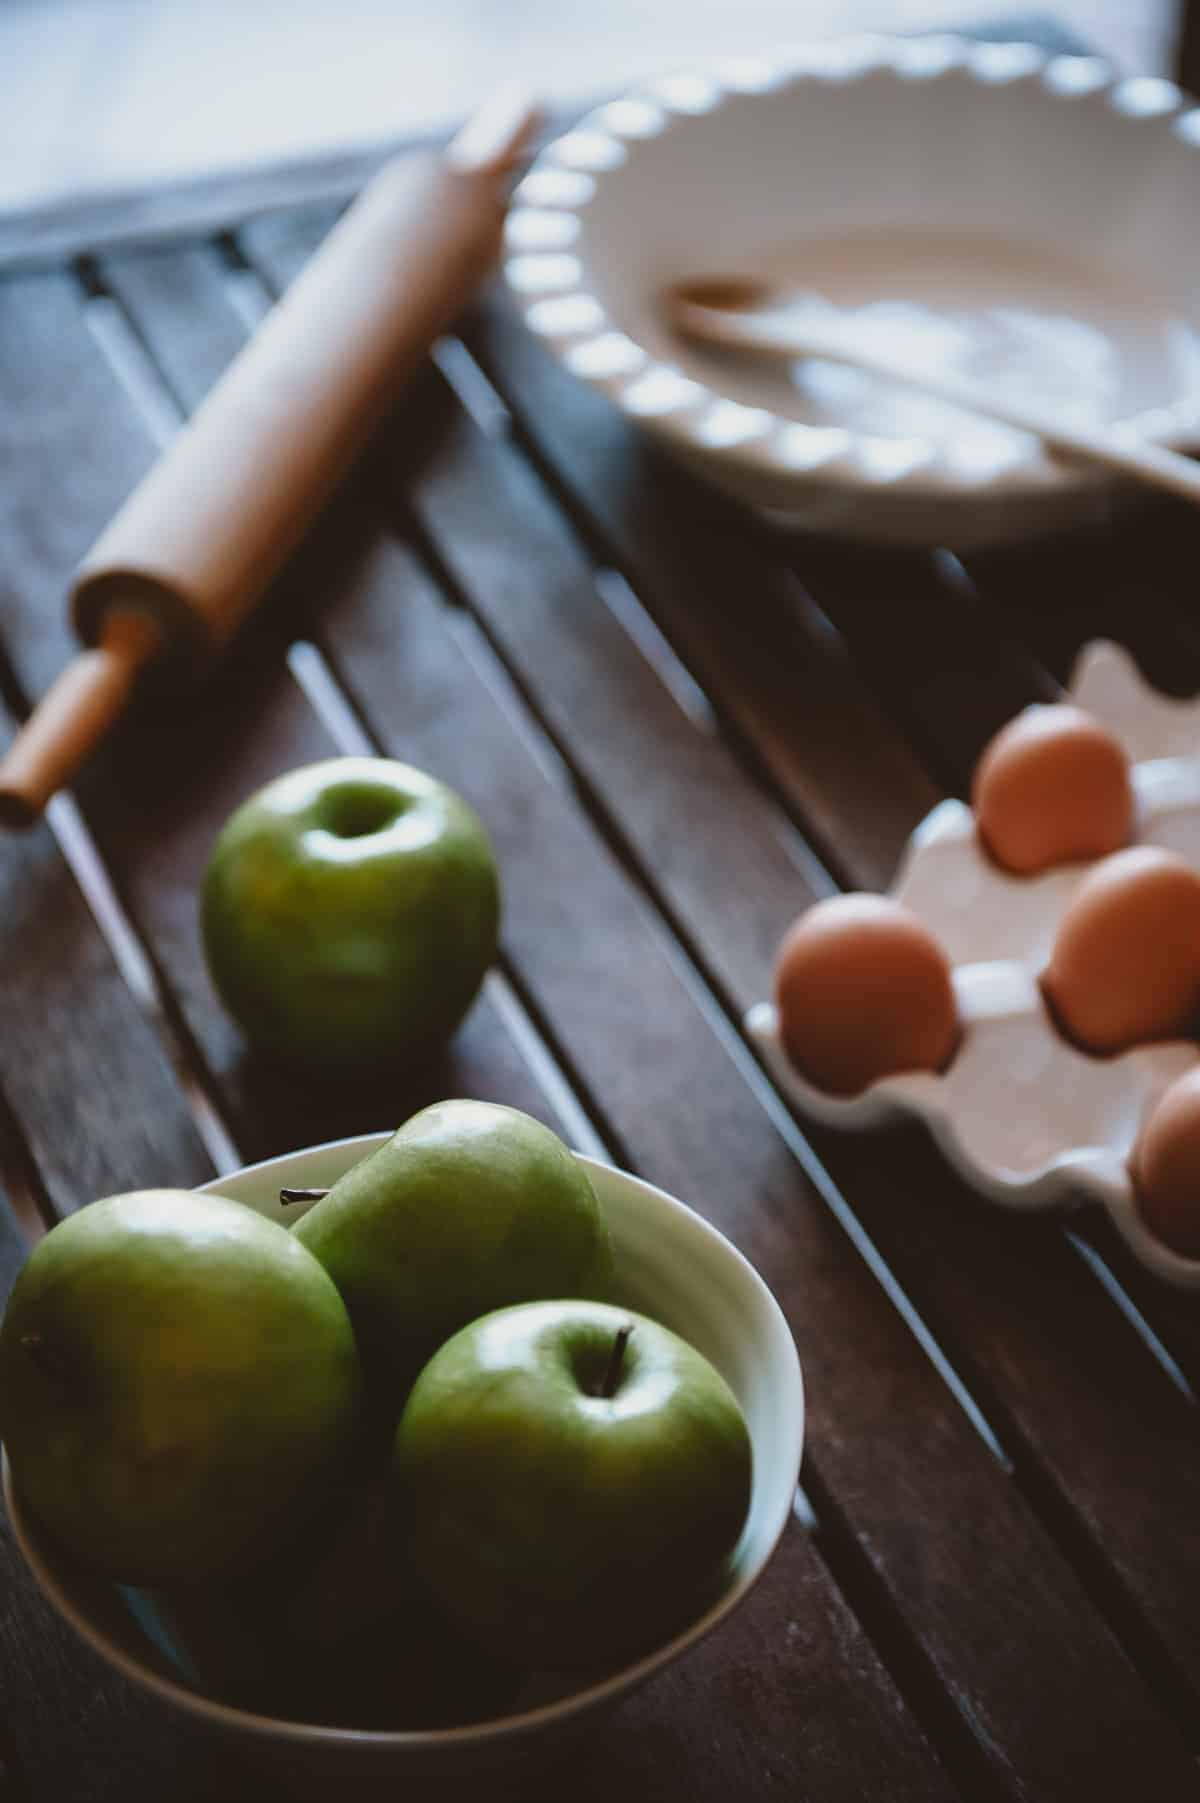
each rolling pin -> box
[0,89,540,828]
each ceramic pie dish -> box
[505,35,1200,548]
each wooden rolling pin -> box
[0,89,539,828]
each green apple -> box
[293,1101,614,1407]
[201,757,500,1076]
[392,1299,753,1672]
[0,1190,362,1585]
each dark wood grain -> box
[962,507,1200,700]
[0,682,212,1218]
[0,1500,245,1803]
[781,541,1057,791]
[556,1522,951,1803]
[98,241,256,407]
[0,270,158,697]
[0,781,213,1214]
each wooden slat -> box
[0,771,213,1214]
[0,270,155,696]
[782,540,1057,786]
[0,255,971,1803]
[963,507,1200,697]
[0,1503,241,1803]
[99,241,255,405]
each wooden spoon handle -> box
[0,613,161,828]
[673,298,1200,506]
[830,334,1200,505]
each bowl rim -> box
[503,30,1200,510]
[3,1134,803,1752]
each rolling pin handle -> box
[0,612,163,828]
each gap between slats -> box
[0,1088,51,1245]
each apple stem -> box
[598,1322,634,1399]
[279,1187,329,1206]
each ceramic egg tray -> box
[746,640,1200,1287]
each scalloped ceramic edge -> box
[504,34,1200,546]
[745,640,1200,1288]
[4,1136,803,1773]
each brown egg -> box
[1131,1067,1200,1260]
[1041,847,1200,1055]
[774,895,958,1098]
[972,704,1133,876]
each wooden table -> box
[3,19,1200,1802]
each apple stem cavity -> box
[279,1187,330,1206]
[597,1322,634,1400]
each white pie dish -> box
[505,35,1200,548]
[3,1137,802,1779]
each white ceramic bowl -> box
[505,34,1200,547]
[3,1137,802,1780]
